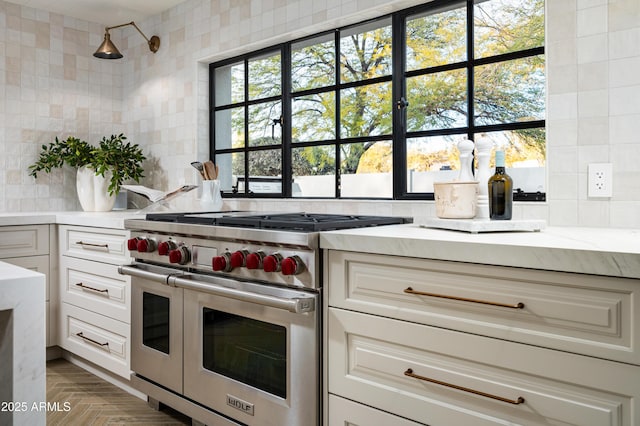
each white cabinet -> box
[325,250,640,426]
[328,394,423,426]
[58,225,132,379]
[0,225,54,346]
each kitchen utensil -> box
[203,161,216,180]
[190,161,205,179]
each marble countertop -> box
[320,224,640,279]
[0,210,144,229]
[1,212,638,279]
[0,261,46,425]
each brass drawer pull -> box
[76,332,109,347]
[404,287,524,309]
[404,368,525,405]
[75,282,109,294]
[75,241,109,251]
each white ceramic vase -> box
[200,180,223,211]
[76,165,116,211]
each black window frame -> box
[210,0,546,201]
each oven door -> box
[177,274,320,426]
[124,264,184,394]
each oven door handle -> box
[118,265,173,284]
[170,276,316,314]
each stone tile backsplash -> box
[0,0,639,228]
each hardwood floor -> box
[46,359,191,425]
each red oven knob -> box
[282,256,305,276]
[127,238,139,251]
[246,251,265,269]
[169,246,190,265]
[136,238,157,253]
[263,253,283,273]
[212,253,232,272]
[230,250,249,269]
[158,240,177,256]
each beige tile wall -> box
[1,0,639,227]
[546,0,640,227]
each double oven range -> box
[119,212,410,426]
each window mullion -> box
[334,29,342,199]
[282,43,292,198]
[467,0,475,142]
[243,58,250,195]
[392,11,406,199]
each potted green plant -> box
[28,134,146,211]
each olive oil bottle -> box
[488,150,513,220]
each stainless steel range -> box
[119,212,411,426]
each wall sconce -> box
[93,21,160,59]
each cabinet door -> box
[328,250,640,365]
[328,394,424,426]
[3,255,52,346]
[0,225,49,258]
[3,255,50,299]
[328,308,640,426]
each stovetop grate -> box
[215,213,410,231]
[143,212,411,232]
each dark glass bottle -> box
[488,150,513,220]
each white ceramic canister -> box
[200,180,223,211]
[433,181,479,219]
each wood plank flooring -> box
[46,359,191,425]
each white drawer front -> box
[328,308,640,426]
[60,225,130,265]
[0,225,49,258]
[60,257,130,323]
[328,251,640,365]
[59,303,130,379]
[328,394,424,426]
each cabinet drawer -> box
[328,394,424,426]
[59,303,130,379]
[60,225,130,265]
[328,251,640,365]
[60,257,130,323]
[328,308,640,426]
[0,225,49,258]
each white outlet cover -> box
[588,163,612,198]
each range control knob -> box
[127,238,139,251]
[158,240,178,256]
[246,251,265,270]
[263,253,283,273]
[281,256,305,276]
[136,238,157,253]
[230,250,249,269]
[169,246,190,265]
[212,252,232,272]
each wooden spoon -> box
[203,161,216,180]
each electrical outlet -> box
[588,163,612,198]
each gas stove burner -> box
[215,213,411,232]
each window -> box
[210,0,545,200]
